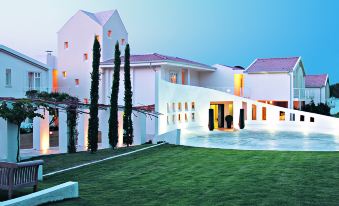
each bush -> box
[301,101,331,116]
[225,115,233,129]
[334,113,339,118]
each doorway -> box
[210,104,225,129]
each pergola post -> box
[77,109,89,150]
[133,111,146,145]
[0,118,18,162]
[58,110,68,153]
[33,108,50,151]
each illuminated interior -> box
[234,74,244,96]
[52,69,58,92]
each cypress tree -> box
[108,42,121,148]
[123,44,133,146]
[88,36,101,153]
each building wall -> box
[0,52,49,98]
[199,64,239,89]
[245,73,291,102]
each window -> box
[178,114,181,122]
[64,42,69,49]
[96,35,100,42]
[107,30,112,38]
[121,38,125,45]
[75,79,80,86]
[83,53,88,61]
[5,69,11,87]
[178,102,182,111]
[310,117,315,122]
[28,72,41,90]
[300,115,305,122]
[62,71,67,78]
[185,102,188,110]
[290,113,295,121]
[279,111,285,121]
[262,107,266,121]
[252,104,257,120]
[170,72,177,84]
[185,113,188,121]
[191,102,195,110]
[191,113,195,121]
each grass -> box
[2,144,339,205]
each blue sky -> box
[1,0,338,83]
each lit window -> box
[170,72,177,84]
[262,107,267,121]
[83,53,88,61]
[64,42,69,49]
[5,69,11,87]
[185,113,188,121]
[75,79,80,86]
[192,113,195,121]
[300,115,305,122]
[62,71,67,78]
[178,114,181,121]
[28,72,41,90]
[185,102,188,110]
[107,30,112,38]
[178,102,182,111]
[191,102,195,110]
[121,38,125,45]
[279,111,285,121]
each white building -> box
[57,10,128,102]
[244,57,306,109]
[305,74,330,105]
[0,44,51,98]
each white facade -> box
[0,45,51,98]
[57,10,128,101]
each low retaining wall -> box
[1,182,79,206]
[155,129,181,145]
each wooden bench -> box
[0,160,43,199]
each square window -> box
[279,111,285,121]
[83,53,88,61]
[64,42,69,49]
[300,115,305,122]
[75,79,80,86]
[310,117,315,122]
[170,72,177,84]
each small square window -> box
[107,30,112,38]
[310,117,315,122]
[62,71,67,78]
[83,53,88,61]
[121,38,125,45]
[64,42,69,49]
[191,102,195,110]
[300,115,305,122]
[279,111,285,121]
[75,79,80,86]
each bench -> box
[0,160,43,199]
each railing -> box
[206,86,251,98]
[293,88,314,100]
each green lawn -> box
[2,144,339,205]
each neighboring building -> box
[57,10,128,102]
[305,74,330,105]
[0,44,51,98]
[199,64,247,97]
[244,57,306,109]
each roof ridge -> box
[257,56,300,60]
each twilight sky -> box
[1,0,338,83]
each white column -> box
[133,111,146,145]
[77,109,89,150]
[118,111,124,147]
[187,69,191,85]
[0,118,19,162]
[58,110,68,153]
[233,100,241,129]
[99,109,110,149]
[33,108,50,151]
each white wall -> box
[0,52,50,98]
[245,73,291,102]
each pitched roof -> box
[101,53,214,70]
[245,57,300,73]
[0,44,49,71]
[81,10,116,25]
[305,74,328,88]
[220,65,245,70]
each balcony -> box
[293,88,314,100]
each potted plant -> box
[225,115,233,129]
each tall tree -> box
[88,36,101,153]
[108,42,121,148]
[123,44,133,146]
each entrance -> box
[210,104,225,129]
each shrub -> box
[225,115,233,129]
